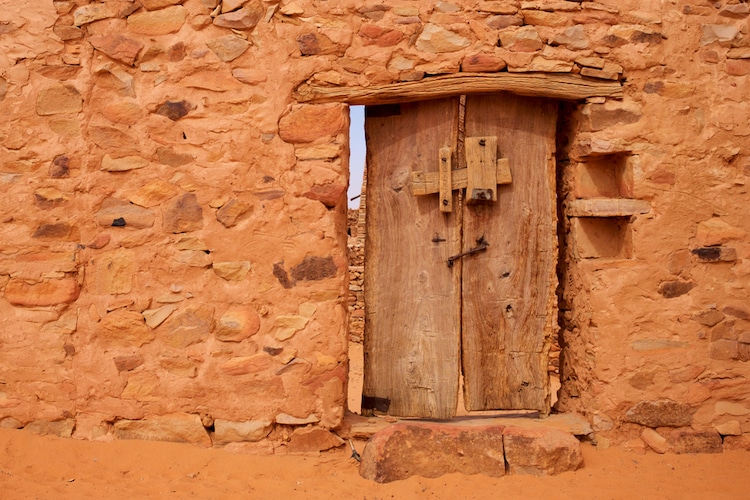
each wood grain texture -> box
[363,98,461,419]
[295,73,623,104]
[411,159,511,196]
[461,94,558,412]
[465,136,498,203]
[439,147,453,213]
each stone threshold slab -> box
[342,411,592,440]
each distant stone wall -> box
[0,0,749,454]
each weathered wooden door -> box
[363,94,558,419]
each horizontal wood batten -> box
[294,73,623,104]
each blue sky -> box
[348,105,366,208]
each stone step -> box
[357,420,584,483]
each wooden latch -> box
[410,136,511,212]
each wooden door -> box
[363,94,557,418]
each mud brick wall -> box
[1,0,749,453]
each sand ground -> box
[0,427,749,499]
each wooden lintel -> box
[294,73,623,105]
[412,158,511,196]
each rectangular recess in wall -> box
[572,216,633,259]
[574,154,633,199]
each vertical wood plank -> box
[439,147,453,213]
[461,94,558,412]
[465,136,498,203]
[363,98,461,419]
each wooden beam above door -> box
[295,72,623,104]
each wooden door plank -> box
[363,98,461,419]
[461,94,558,412]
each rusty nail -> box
[442,199,448,205]
[479,139,486,146]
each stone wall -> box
[1,0,749,453]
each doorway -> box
[361,93,559,419]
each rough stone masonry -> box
[0,0,749,456]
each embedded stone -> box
[275,413,320,425]
[726,59,750,76]
[723,435,750,451]
[37,65,81,80]
[462,53,507,72]
[486,15,524,29]
[89,126,138,153]
[658,280,694,299]
[216,198,251,227]
[499,26,543,52]
[49,155,70,178]
[101,155,149,172]
[155,100,193,121]
[232,68,267,85]
[95,198,155,229]
[36,85,82,115]
[128,180,179,208]
[551,25,590,50]
[220,354,273,375]
[714,420,742,436]
[291,256,337,281]
[5,278,80,307]
[156,147,193,167]
[214,419,273,444]
[695,217,746,247]
[288,427,344,453]
[214,308,261,342]
[360,423,505,483]
[127,6,187,35]
[359,24,404,47]
[141,0,183,11]
[304,183,346,208]
[294,144,339,160]
[274,315,309,341]
[691,246,737,262]
[163,193,203,233]
[669,365,705,384]
[710,339,739,360]
[32,223,79,241]
[159,357,197,378]
[207,35,250,62]
[41,310,78,335]
[88,34,143,65]
[503,426,583,476]
[114,414,212,447]
[54,25,83,41]
[693,309,725,327]
[101,101,142,126]
[624,400,695,427]
[416,24,470,53]
[296,32,344,56]
[526,57,574,73]
[25,419,75,438]
[213,3,264,30]
[181,71,242,91]
[90,249,135,295]
[142,304,178,328]
[34,187,68,209]
[74,2,137,26]
[641,428,668,454]
[113,354,145,372]
[213,261,252,281]
[700,24,739,46]
[97,309,155,347]
[521,10,567,27]
[162,305,213,348]
[668,429,722,454]
[279,104,347,144]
